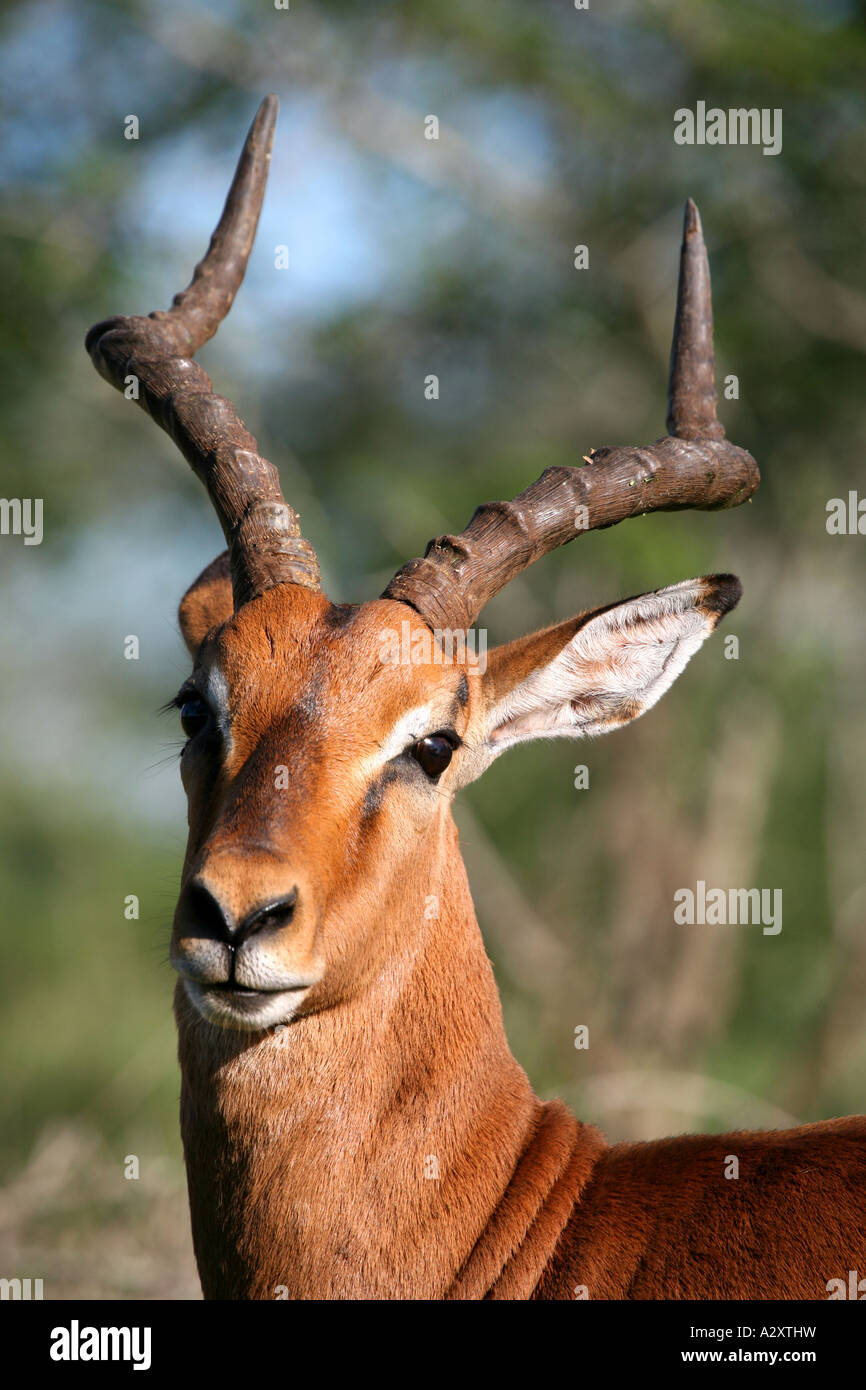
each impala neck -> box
[177,812,594,1299]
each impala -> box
[87,98,866,1300]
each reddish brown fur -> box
[173,561,866,1300]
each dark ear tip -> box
[702,572,743,618]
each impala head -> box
[87,97,758,1033]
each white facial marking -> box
[202,660,232,742]
[362,703,437,774]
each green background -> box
[1,0,864,1297]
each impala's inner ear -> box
[178,551,234,656]
[480,574,741,753]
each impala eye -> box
[179,696,210,740]
[411,734,456,779]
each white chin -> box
[184,979,308,1032]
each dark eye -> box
[179,696,210,740]
[411,734,455,779]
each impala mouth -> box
[181,975,318,1032]
[201,978,314,996]
[208,982,268,996]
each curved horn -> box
[85,96,320,608]
[383,199,758,633]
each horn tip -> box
[683,197,702,239]
[252,94,279,148]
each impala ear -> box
[473,574,740,761]
[178,551,234,656]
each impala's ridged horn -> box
[383,199,759,633]
[85,95,320,609]
[667,198,725,441]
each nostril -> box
[182,881,233,942]
[237,886,299,943]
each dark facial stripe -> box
[361,762,405,824]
